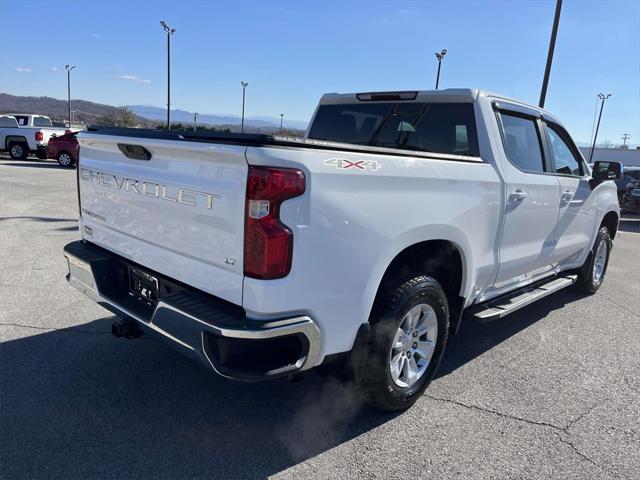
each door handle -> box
[509,189,528,202]
[561,190,574,202]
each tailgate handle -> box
[117,144,152,161]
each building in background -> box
[579,147,640,167]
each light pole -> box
[280,113,284,134]
[194,112,198,131]
[539,0,563,108]
[160,20,176,130]
[65,65,75,128]
[588,93,612,164]
[434,49,447,89]
[240,81,248,133]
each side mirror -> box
[592,161,622,181]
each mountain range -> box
[0,93,155,127]
[128,104,308,130]
[0,93,308,131]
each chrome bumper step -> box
[469,274,578,323]
[63,240,322,381]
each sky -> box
[0,0,639,145]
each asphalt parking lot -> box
[1,156,639,480]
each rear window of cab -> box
[308,102,479,157]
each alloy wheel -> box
[389,303,438,388]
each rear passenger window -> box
[33,116,53,127]
[500,114,545,173]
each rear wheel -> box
[576,226,611,294]
[360,275,449,411]
[57,151,74,167]
[9,142,28,160]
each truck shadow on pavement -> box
[438,288,587,377]
[1,160,65,169]
[0,289,585,479]
[0,216,77,223]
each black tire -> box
[8,142,28,160]
[57,151,75,167]
[576,226,611,294]
[360,275,449,411]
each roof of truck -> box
[318,88,562,124]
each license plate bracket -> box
[129,267,159,305]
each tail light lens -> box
[35,131,43,142]
[244,166,305,279]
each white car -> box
[63,89,621,411]
[0,114,68,159]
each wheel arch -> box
[600,210,618,239]
[5,135,28,149]
[363,227,472,336]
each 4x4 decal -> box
[323,158,381,171]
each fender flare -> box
[5,135,29,149]
[359,224,473,325]
[597,208,619,240]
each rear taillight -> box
[35,131,43,142]
[244,166,305,279]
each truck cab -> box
[7,113,55,128]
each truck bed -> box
[83,126,485,163]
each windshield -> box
[0,116,18,127]
[308,102,479,157]
[33,116,53,127]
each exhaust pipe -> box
[112,318,143,339]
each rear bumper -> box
[63,240,321,381]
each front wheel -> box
[360,275,449,411]
[576,226,611,294]
[57,151,75,167]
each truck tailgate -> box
[77,133,248,305]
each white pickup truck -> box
[0,114,68,159]
[64,89,622,410]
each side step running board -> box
[468,274,578,323]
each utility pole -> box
[65,65,75,128]
[280,113,284,134]
[588,93,612,163]
[434,49,447,89]
[240,81,248,133]
[194,112,198,131]
[160,21,176,129]
[622,133,630,146]
[539,0,563,108]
